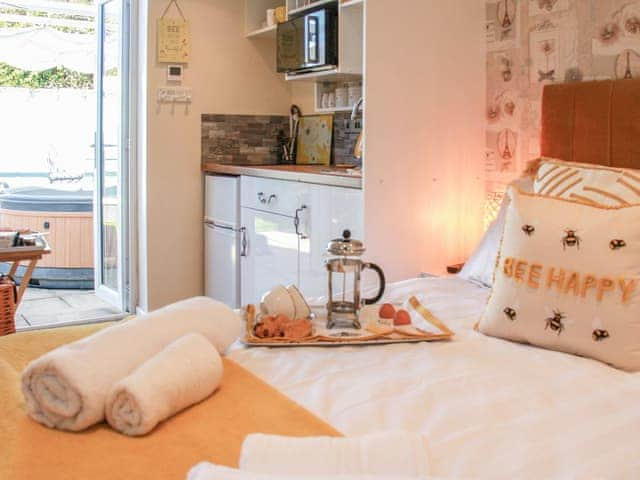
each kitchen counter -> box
[202,162,362,189]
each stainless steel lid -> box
[326,229,365,256]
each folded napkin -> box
[188,463,429,480]
[22,296,240,431]
[106,333,223,436]
[239,432,430,477]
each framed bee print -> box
[296,115,333,166]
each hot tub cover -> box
[0,187,93,212]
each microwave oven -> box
[276,6,338,74]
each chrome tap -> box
[350,97,363,121]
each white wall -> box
[139,0,291,311]
[363,0,486,281]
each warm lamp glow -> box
[484,190,505,229]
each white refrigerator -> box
[204,175,243,308]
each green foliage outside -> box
[0,1,95,88]
[0,6,94,34]
[0,62,93,89]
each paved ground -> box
[15,288,122,329]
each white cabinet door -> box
[240,208,300,306]
[299,185,364,299]
[204,222,240,308]
[205,175,239,226]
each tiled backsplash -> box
[201,114,288,165]
[201,113,361,166]
[332,112,361,166]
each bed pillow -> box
[478,187,640,371]
[459,177,533,287]
[534,157,640,206]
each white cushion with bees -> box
[477,186,640,371]
[534,157,640,207]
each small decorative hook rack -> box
[157,87,192,104]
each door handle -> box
[306,16,318,63]
[240,227,248,257]
[294,205,308,239]
[268,194,277,204]
[204,220,235,232]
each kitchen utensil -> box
[353,131,363,160]
[325,230,386,329]
[284,104,302,164]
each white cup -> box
[335,86,348,108]
[266,9,276,27]
[347,83,362,107]
[260,284,295,318]
[287,284,311,319]
[321,93,329,109]
[327,92,336,108]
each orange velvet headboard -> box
[540,79,640,168]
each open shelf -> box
[314,78,362,112]
[339,0,363,9]
[287,0,337,17]
[285,69,361,82]
[315,105,354,113]
[245,24,277,38]
[245,0,284,37]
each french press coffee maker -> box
[325,230,386,329]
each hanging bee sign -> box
[158,0,190,63]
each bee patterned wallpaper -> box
[484,0,640,214]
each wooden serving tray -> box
[241,297,454,347]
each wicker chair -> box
[0,276,17,336]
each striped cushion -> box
[533,158,640,207]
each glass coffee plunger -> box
[325,230,385,329]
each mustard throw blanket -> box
[0,323,340,480]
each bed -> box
[231,78,640,478]
[2,79,639,480]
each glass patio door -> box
[95,0,130,310]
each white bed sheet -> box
[228,277,640,479]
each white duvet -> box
[228,277,640,479]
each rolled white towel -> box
[22,296,241,431]
[239,432,431,477]
[187,463,430,480]
[106,333,223,436]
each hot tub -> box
[0,187,94,289]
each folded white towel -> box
[106,333,223,436]
[22,296,241,431]
[187,463,429,480]
[239,432,430,477]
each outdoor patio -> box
[15,288,121,329]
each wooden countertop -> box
[202,162,362,189]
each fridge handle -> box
[294,205,308,239]
[240,227,248,257]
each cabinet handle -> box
[240,227,248,257]
[294,205,308,239]
[268,194,277,204]
[257,192,267,204]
